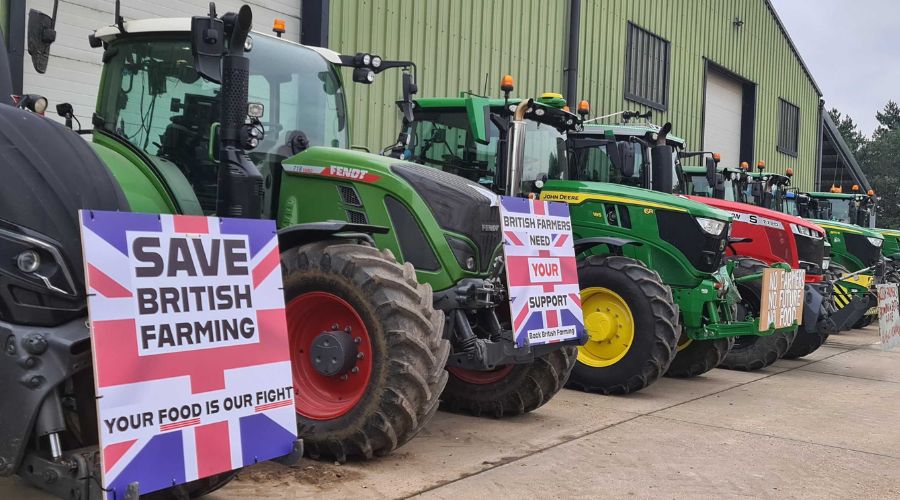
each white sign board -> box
[499,197,584,347]
[877,284,900,351]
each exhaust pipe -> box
[504,99,533,197]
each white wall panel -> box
[19,0,300,126]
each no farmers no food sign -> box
[499,197,584,347]
[877,284,900,351]
[758,268,805,331]
[80,211,296,498]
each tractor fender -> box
[573,237,643,255]
[277,221,390,251]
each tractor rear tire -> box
[282,241,449,462]
[853,309,876,329]
[566,255,679,394]
[665,337,733,378]
[719,257,797,371]
[440,346,577,417]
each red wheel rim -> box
[447,364,514,385]
[286,291,372,420]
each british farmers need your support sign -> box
[499,196,584,347]
[80,211,296,498]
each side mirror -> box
[27,7,57,74]
[704,156,717,187]
[191,7,226,83]
[650,144,675,193]
[713,173,726,199]
[614,141,635,177]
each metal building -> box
[1,0,867,190]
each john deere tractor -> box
[78,8,585,462]
[396,92,801,394]
[576,120,860,357]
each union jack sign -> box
[499,197,584,347]
[79,211,296,498]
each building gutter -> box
[564,0,580,108]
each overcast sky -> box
[769,0,899,136]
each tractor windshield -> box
[570,141,644,186]
[410,109,568,188]
[825,198,852,223]
[95,33,348,213]
[683,171,739,202]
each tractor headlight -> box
[696,217,726,236]
[447,236,477,272]
[16,250,41,273]
[867,236,883,248]
[790,223,822,239]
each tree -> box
[828,107,867,154]
[858,101,900,229]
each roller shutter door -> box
[702,69,743,168]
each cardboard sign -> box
[877,284,900,351]
[758,268,805,331]
[80,211,296,499]
[499,197,584,347]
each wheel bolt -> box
[331,323,339,330]
[340,374,348,381]
[357,352,364,360]
[351,367,359,374]
[354,337,361,344]
[345,326,352,333]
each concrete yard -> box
[3,326,899,499]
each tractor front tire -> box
[665,337,733,378]
[441,346,577,417]
[719,257,797,371]
[282,241,449,462]
[566,255,679,394]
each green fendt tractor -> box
[396,92,797,395]
[79,9,581,461]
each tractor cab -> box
[91,19,377,218]
[802,191,876,228]
[404,90,580,196]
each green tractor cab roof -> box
[806,191,870,201]
[580,122,686,147]
[413,94,580,143]
[93,17,342,63]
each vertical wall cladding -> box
[328,0,567,152]
[578,0,820,189]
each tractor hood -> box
[688,196,825,238]
[542,180,731,222]
[812,219,882,239]
[876,228,900,258]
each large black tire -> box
[719,257,797,371]
[783,323,829,359]
[565,255,678,394]
[853,308,877,329]
[441,346,577,417]
[281,241,449,462]
[665,337,733,378]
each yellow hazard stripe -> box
[540,191,688,212]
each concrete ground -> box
[3,326,899,499]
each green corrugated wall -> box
[577,0,820,190]
[327,0,568,153]
[328,0,821,189]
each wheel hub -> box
[309,330,359,377]
[577,287,636,368]
[585,311,615,342]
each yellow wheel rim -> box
[676,334,693,352]
[577,287,635,367]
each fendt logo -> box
[283,164,381,183]
[481,224,500,232]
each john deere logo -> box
[481,224,500,232]
[643,208,654,215]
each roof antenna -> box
[114,0,125,33]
